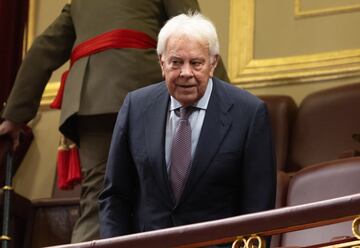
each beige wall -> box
[201,0,360,103]
[198,0,230,66]
[255,0,360,58]
[13,110,60,199]
[14,0,360,199]
[229,0,360,104]
[34,0,69,81]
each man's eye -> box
[170,60,182,68]
[191,61,203,69]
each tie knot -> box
[178,107,193,120]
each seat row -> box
[260,82,360,172]
[262,82,360,246]
[273,156,360,247]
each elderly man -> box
[0,1,232,243]
[99,13,276,241]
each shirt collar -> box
[169,78,213,111]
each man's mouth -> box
[176,83,195,88]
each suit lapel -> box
[144,83,173,203]
[180,79,233,202]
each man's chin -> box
[174,95,200,107]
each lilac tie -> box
[170,107,193,201]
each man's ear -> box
[158,55,165,78]
[209,55,219,77]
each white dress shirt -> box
[165,78,213,171]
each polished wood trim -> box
[50,193,360,248]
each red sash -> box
[53,29,156,190]
[50,29,157,109]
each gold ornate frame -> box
[295,0,360,18]
[228,0,360,88]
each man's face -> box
[159,35,218,107]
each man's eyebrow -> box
[168,56,182,60]
[191,58,205,61]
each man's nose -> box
[180,63,193,77]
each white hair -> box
[157,12,219,57]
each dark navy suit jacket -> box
[99,77,276,238]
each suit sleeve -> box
[99,94,136,238]
[241,102,277,214]
[2,4,75,124]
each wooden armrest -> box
[31,197,80,207]
[338,149,360,159]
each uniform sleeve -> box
[2,4,75,124]
[163,0,200,17]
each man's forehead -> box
[165,54,206,61]
[164,37,210,58]
[166,35,208,48]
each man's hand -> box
[0,120,23,151]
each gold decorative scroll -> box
[353,216,360,240]
[228,0,360,88]
[295,0,360,18]
[232,235,265,248]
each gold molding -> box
[322,240,360,248]
[27,0,36,50]
[228,0,360,89]
[40,82,60,107]
[22,0,35,58]
[295,0,360,18]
